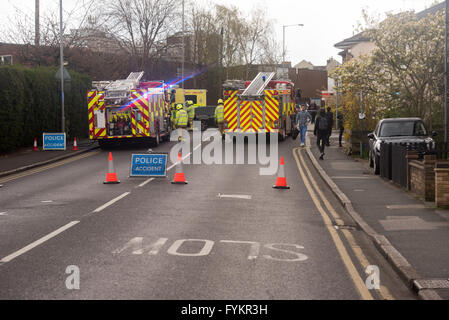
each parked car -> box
[368,118,436,175]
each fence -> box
[380,142,431,188]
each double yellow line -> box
[0,151,101,184]
[293,147,394,300]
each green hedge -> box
[0,65,91,153]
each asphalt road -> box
[0,134,415,300]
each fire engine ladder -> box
[241,72,275,97]
[126,71,144,83]
[237,72,275,131]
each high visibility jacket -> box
[175,109,188,126]
[186,105,195,119]
[215,104,224,123]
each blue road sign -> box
[43,133,66,151]
[130,154,168,177]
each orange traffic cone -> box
[73,138,79,151]
[171,152,188,184]
[104,152,120,184]
[273,156,290,189]
[33,138,38,151]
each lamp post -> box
[59,0,64,133]
[181,0,185,105]
[282,24,304,75]
[445,0,449,145]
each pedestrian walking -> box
[295,105,312,147]
[314,109,328,160]
[338,113,344,147]
[325,107,334,146]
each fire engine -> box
[223,72,296,140]
[88,72,172,148]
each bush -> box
[0,65,91,153]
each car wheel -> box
[373,154,380,175]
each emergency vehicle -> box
[168,88,207,107]
[88,72,172,148]
[223,72,296,140]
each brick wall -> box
[435,163,449,207]
[407,155,436,202]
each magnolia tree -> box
[331,10,445,132]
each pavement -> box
[306,130,449,300]
[0,133,420,300]
[0,139,99,177]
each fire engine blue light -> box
[114,69,206,112]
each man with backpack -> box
[314,109,328,160]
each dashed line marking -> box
[0,221,80,264]
[93,192,130,213]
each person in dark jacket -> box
[314,109,328,160]
[337,113,344,147]
[325,107,334,146]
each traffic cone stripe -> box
[172,152,188,184]
[273,156,290,189]
[104,152,120,184]
[33,138,38,151]
[73,138,79,151]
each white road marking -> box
[0,212,7,216]
[386,204,426,210]
[138,178,155,188]
[217,194,252,200]
[167,239,214,257]
[0,221,80,264]
[93,192,130,213]
[220,240,260,259]
[41,200,53,203]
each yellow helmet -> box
[187,100,193,105]
[176,104,183,110]
[218,99,224,104]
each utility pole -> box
[282,24,303,78]
[35,0,40,47]
[181,0,185,105]
[335,80,339,130]
[445,0,449,145]
[360,90,364,157]
[59,0,65,133]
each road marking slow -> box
[293,148,374,300]
[0,221,80,264]
[93,192,130,213]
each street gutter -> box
[0,143,100,179]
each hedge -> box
[0,65,91,153]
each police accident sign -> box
[130,154,168,177]
[42,133,66,151]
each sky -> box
[0,0,441,66]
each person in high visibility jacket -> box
[186,100,195,130]
[215,99,224,135]
[175,103,188,141]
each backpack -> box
[319,116,328,131]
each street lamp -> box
[445,0,449,146]
[59,0,65,133]
[282,24,304,66]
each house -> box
[335,1,445,63]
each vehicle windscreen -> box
[379,121,427,137]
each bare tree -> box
[103,0,179,69]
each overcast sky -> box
[0,0,441,66]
